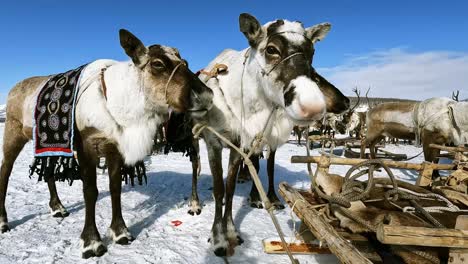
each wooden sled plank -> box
[291,155,456,171]
[449,215,468,264]
[376,224,468,248]
[262,238,331,255]
[279,182,373,264]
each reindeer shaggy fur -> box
[0,29,213,258]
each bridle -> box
[163,61,185,104]
[245,31,311,77]
[237,31,311,148]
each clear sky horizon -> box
[1,1,467,103]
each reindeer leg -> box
[266,150,284,210]
[224,149,243,254]
[206,144,227,256]
[47,178,69,217]
[106,150,134,245]
[0,118,28,233]
[367,135,384,160]
[248,155,262,208]
[78,142,106,258]
[237,161,251,183]
[188,139,202,215]
[422,133,441,178]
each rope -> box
[401,150,424,161]
[192,123,298,264]
[164,62,185,103]
[308,158,451,230]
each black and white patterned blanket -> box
[29,64,87,184]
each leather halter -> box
[244,31,309,77]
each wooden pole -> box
[291,155,456,171]
[416,162,434,186]
[279,182,372,264]
[376,224,468,248]
[429,144,468,153]
[449,215,468,263]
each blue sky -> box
[1,1,467,103]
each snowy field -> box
[0,123,428,264]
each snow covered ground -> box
[0,123,427,264]
[0,104,6,122]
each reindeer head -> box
[341,87,360,124]
[239,13,330,125]
[119,29,213,117]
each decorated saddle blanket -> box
[29,64,87,184]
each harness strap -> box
[198,63,228,79]
[100,68,108,100]
[164,62,185,102]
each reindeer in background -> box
[452,90,460,102]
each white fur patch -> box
[211,223,228,249]
[109,228,132,242]
[285,76,326,122]
[80,239,104,253]
[226,220,238,240]
[347,112,361,132]
[0,220,7,229]
[74,60,164,165]
[49,206,67,216]
[189,199,202,213]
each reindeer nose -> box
[298,98,326,120]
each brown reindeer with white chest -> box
[0,29,213,258]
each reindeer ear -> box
[119,29,149,68]
[239,13,264,47]
[305,23,331,44]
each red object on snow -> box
[171,220,183,227]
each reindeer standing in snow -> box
[361,97,468,176]
[0,29,213,258]
[192,13,332,257]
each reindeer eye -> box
[151,60,166,70]
[266,46,280,56]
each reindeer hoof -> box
[213,246,227,257]
[270,200,285,210]
[0,223,10,233]
[50,206,69,218]
[188,208,201,216]
[250,201,263,209]
[237,235,244,245]
[188,201,202,216]
[81,240,107,259]
[115,236,132,245]
[273,203,285,210]
[110,229,134,245]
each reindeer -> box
[0,29,213,258]
[361,97,468,176]
[191,13,332,257]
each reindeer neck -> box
[104,62,161,125]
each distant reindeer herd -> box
[0,11,467,262]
